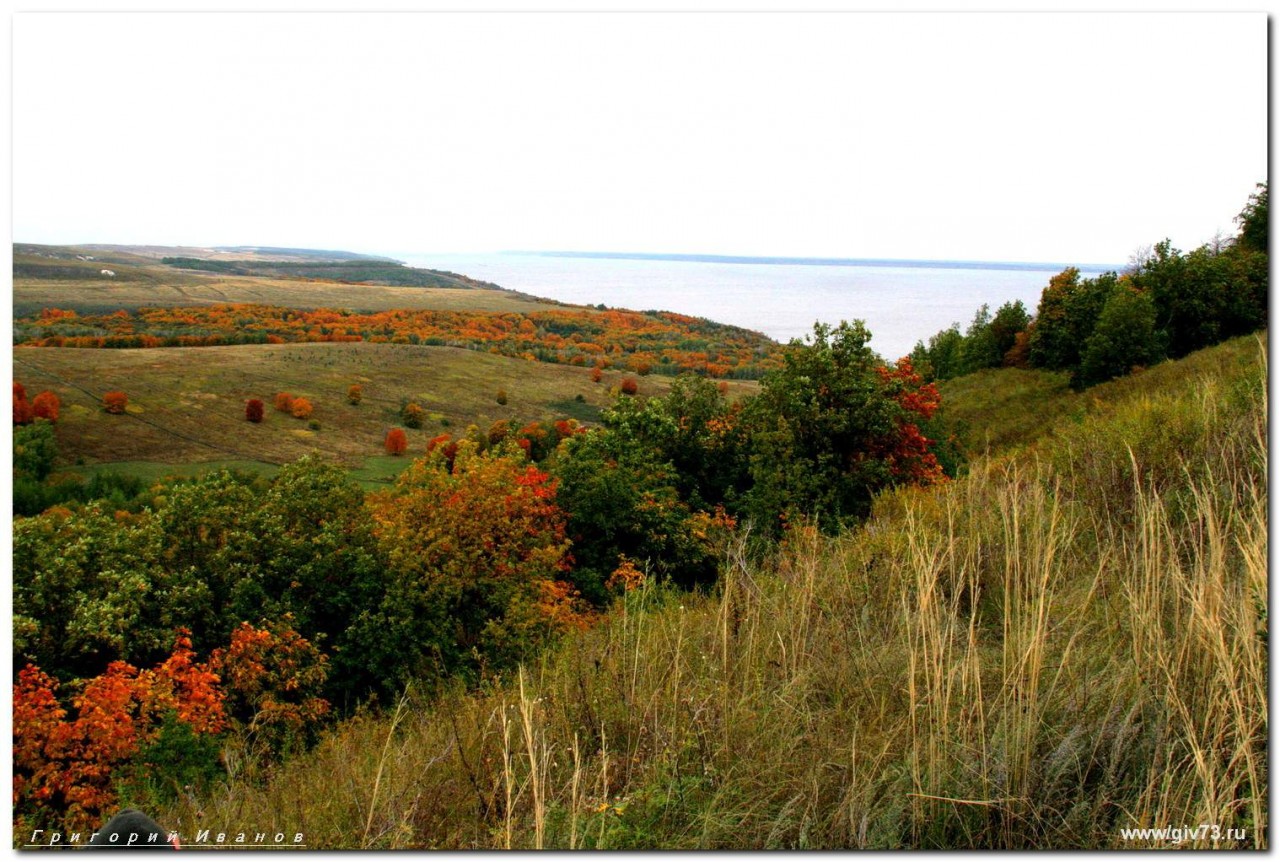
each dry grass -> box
[14,342,757,472]
[154,336,1267,849]
[14,273,562,318]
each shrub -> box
[31,391,59,423]
[103,391,128,414]
[496,388,509,405]
[620,377,639,396]
[308,419,321,431]
[245,399,265,423]
[591,366,603,383]
[385,428,408,455]
[291,397,313,419]
[274,392,294,412]
[401,402,426,429]
[347,384,363,406]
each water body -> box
[399,251,1118,362]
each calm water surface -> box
[400,253,1114,361]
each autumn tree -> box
[274,392,294,412]
[347,384,363,405]
[385,427,408,455]
[290,397,314,419]
[13,631,226,833]
[401,402,426,429]
[620,377,639,396]
[103,391,128,415]
[13,381,35,425]
[245,398,265,423]
[209,617,330,754]
[364,441,582,681]
[31,391,60,423]
[590,366,603,383]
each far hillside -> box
[13,243,566,317]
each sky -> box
[11,11,1268,266]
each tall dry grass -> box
[157,336,1267,849]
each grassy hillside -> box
[14,341,758,476]
[152,334,1267,849]
[937,334,1265,456]
[14,246,564,317]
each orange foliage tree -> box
[368,441,589,671]
[347,384,363,405]
[102,391,128,415]
[274,392,294,412]
[384,427,408,455]
[290,397,314,419]
[31,392,60,423]
[209,617,330,753]
[12,630,225,833]
[620,377,639,396]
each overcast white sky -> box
[12,12,1268,264]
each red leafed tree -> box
[590,366,603,383]
[620,377,639,396]
[873,358,946,485]
[13,382,34,425]
[274,392,294,412]
[12,630,226,833]
[208,617,330,752]
[31,392,60,423]
[385,427,408,455]
[102,391,128,415]
[245,398,265,423]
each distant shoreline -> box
[502,250,1119,274]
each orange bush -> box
[290,397,313,419]
[347,384,363,405]
[620,377,639,396]
[385,427,408,455]
[102,391,128,414]
[31,392,60,422]
[274,392,294,412]
[12,630,226,833]
[590,366,603,383]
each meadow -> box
[15,341,756,477]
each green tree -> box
[1076,285,1164,388]
[14,420,57,482]
[1028,268,1116,371]
[743,321,902,534]
[551,429,721,600]
[1235,182,1268,254]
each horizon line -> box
[495,249,1122,272]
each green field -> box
[15,341,758,472]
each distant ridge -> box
[510,250,1119,274]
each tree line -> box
[911,184,1268,388]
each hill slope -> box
[154,334,1268,849]
[15,341,757,476]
